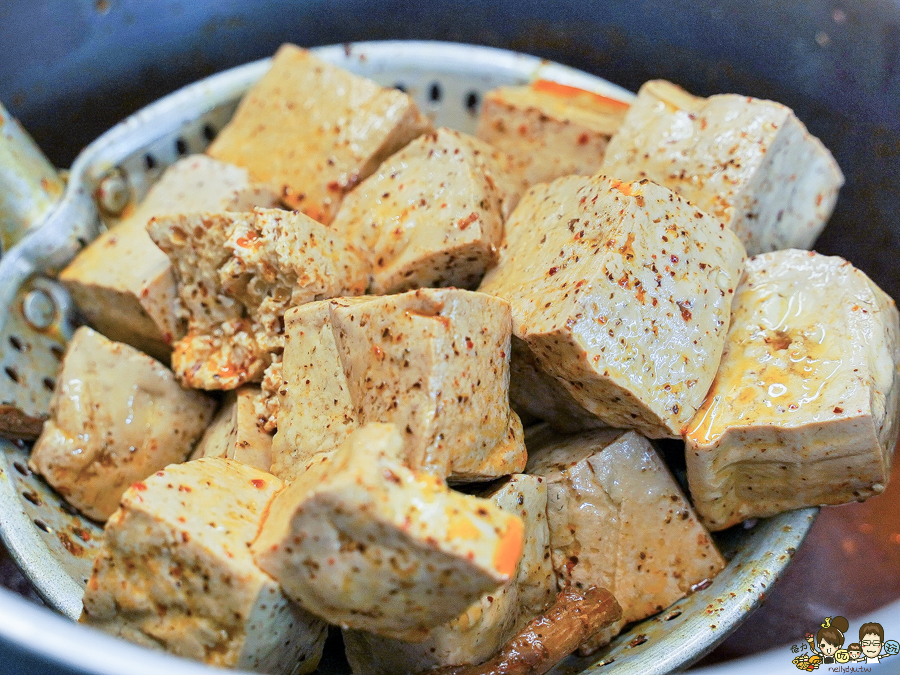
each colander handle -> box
[0,101,65,254]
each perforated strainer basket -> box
[0,41,816,675]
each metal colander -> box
[0,41,817,675]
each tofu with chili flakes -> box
[207,43,432,224]
[343,473,555,674]
[252,423,525,642]
[81,458,327,674]
[28,326,215,522]
[147,207,369,391]
[475,80,630,186]
[601,80,844,256]
[60,155,279,362]
[190,386,272,472]
[479,175,745,439]
[525,426,725,653]
[270,288,526,483]
[330,128,525,294]
[684,250,900,531]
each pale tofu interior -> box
[191,386,273,472]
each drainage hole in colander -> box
[42,377,55,392]
[465,90,480,114]
[202,124,217,142]
[7,336,24,352]
[429,82,442,103]
[664,609,683,621]
[33,519,51,534]
[394,82,407,92]
[4,366,19,384]
[175,137,189,156]
[22,490,41,506]
[50,344,65,361]
[12,461,30,477]
[143,153,158,170]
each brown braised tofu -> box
[343,474,555,674]
[330,128,524,294]
[270,288,526,482]
[684,250,900,530]
[28,327,215,521]
[601,80,844,255]
[190,386,272,472]
[526,426,725,652]
[253,423,525,642]
[81,459,327,674]
[476,80,629,186]
[207,43,432,224]
[60,155,279,361]
[147,207,369,390]
[479,175,745,439]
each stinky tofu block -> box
[526,427,725,650]
[476,80,629,186]
[252,423,525,642]
[147,207,369,390]
[80,458,327,673]
[190,386,272,471]
[601,80,844,255]
[270,289,526,482]
[684,249,900,530]
[330,128,524,293]
[29,327,215,521]
[60,155,279,361]
[343,473,554,673]
[479,175,745,438]
[207,43,432,224]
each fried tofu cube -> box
[207,43,432,224]
[684,250,900,530]
[28,327,215,521]
[330,128,524,294]
[343,473,555,674]
[190,386,272,472]
[476,80,629,186]
[252,423,525,642]
[271,289,526,482]
[147,207,369,390]
[60,156,279,361]
[80,458,327,673]
[479,175,745,438]
[526,427,725,650]
[601,80,844,255]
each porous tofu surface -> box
[190,386,273,472]
[28,327,215,521]
[479,175,745,438]
[271,289,526,482]
[601,80,844,255]
[476,81,629,186]
[207,43,432,224]
[147,207,369,390]
[59,155,279,360]
[252,423,525,642]
[343,473,555,674]
[330,127,524,294]
[526,427,725,647]
[684,250,900,530]
[80,458,327,674]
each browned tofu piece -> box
[207,43,432,224]
[476,80,629,186]
[28,327,215,521]
[526,426,725,651]
[271,289,526,483]
[685,250,900,530]
[190,386,272,472]
[343,473,555,673]
[147,207,369,390]
[601,80,844,255]
[59,155,279,361]
[479,175,745,438]
[330,128,524,294]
